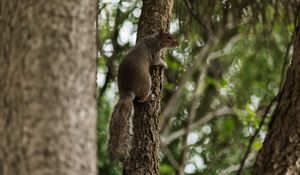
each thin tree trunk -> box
[123,0,174,174]
[253,21,300,175]
[0,1,97,175]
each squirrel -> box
[107,29,179,162]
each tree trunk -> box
[253,23,300,174]
[0,1,97,175]
[123,0,174,174]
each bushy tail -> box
[107,93,135,162]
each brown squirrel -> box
[107,29,179,162]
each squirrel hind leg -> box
[120,91,136,101]
[138,92,155,103]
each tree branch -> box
[161,33,239,136]
[207,34,241,63]
[161,37,219,135]
[161,146,180,170]
[176,66,208,175]
[220,152,256,175]
[161,106,234,146]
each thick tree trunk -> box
[123,0,174,174]
[0,1,97,175]
[253,24,300,174]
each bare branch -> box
[161,146,180,170]
[161,106,235,146]
[220,152,256,175]
[161,33,240,136]
[207,34,241,63]
[176,66,208,175]
[161,37,219,135]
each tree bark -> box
[123,0,174,174]
[0,1,97,175]
[253,23,300,174]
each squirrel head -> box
[158,29,179,48]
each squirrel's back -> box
[117,37,152,99]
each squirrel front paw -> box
[153,58,168,69]
[161,61,168,69]
[148,94,155,101]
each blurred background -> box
[96,0,294,174]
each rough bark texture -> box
[253,25,300,175]
[0,1,97,175]
[123,0,174,175]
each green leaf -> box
[253,139,263,151]
[160,164,174,174]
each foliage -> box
[97,0,295,174]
